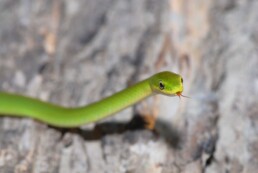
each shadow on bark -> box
[49,114,182,149]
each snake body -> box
[0,71,184,127]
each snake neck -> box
[72,78,153,124]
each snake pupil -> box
[181,78,183,83]
[159,81,165,90]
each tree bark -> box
[0,0,257,173]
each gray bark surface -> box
[0,0,257,173]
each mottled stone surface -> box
[0,0,258,173]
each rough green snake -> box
[0,71,184,128]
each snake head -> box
[150,71,184,97]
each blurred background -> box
[0,0,258,173]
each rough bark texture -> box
[0,0,258,173]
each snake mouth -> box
[176,92,182,98]
[176,92,190,99]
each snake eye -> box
[181,78,183,83]
[159,81,165,90]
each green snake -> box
[0,71,184,127]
